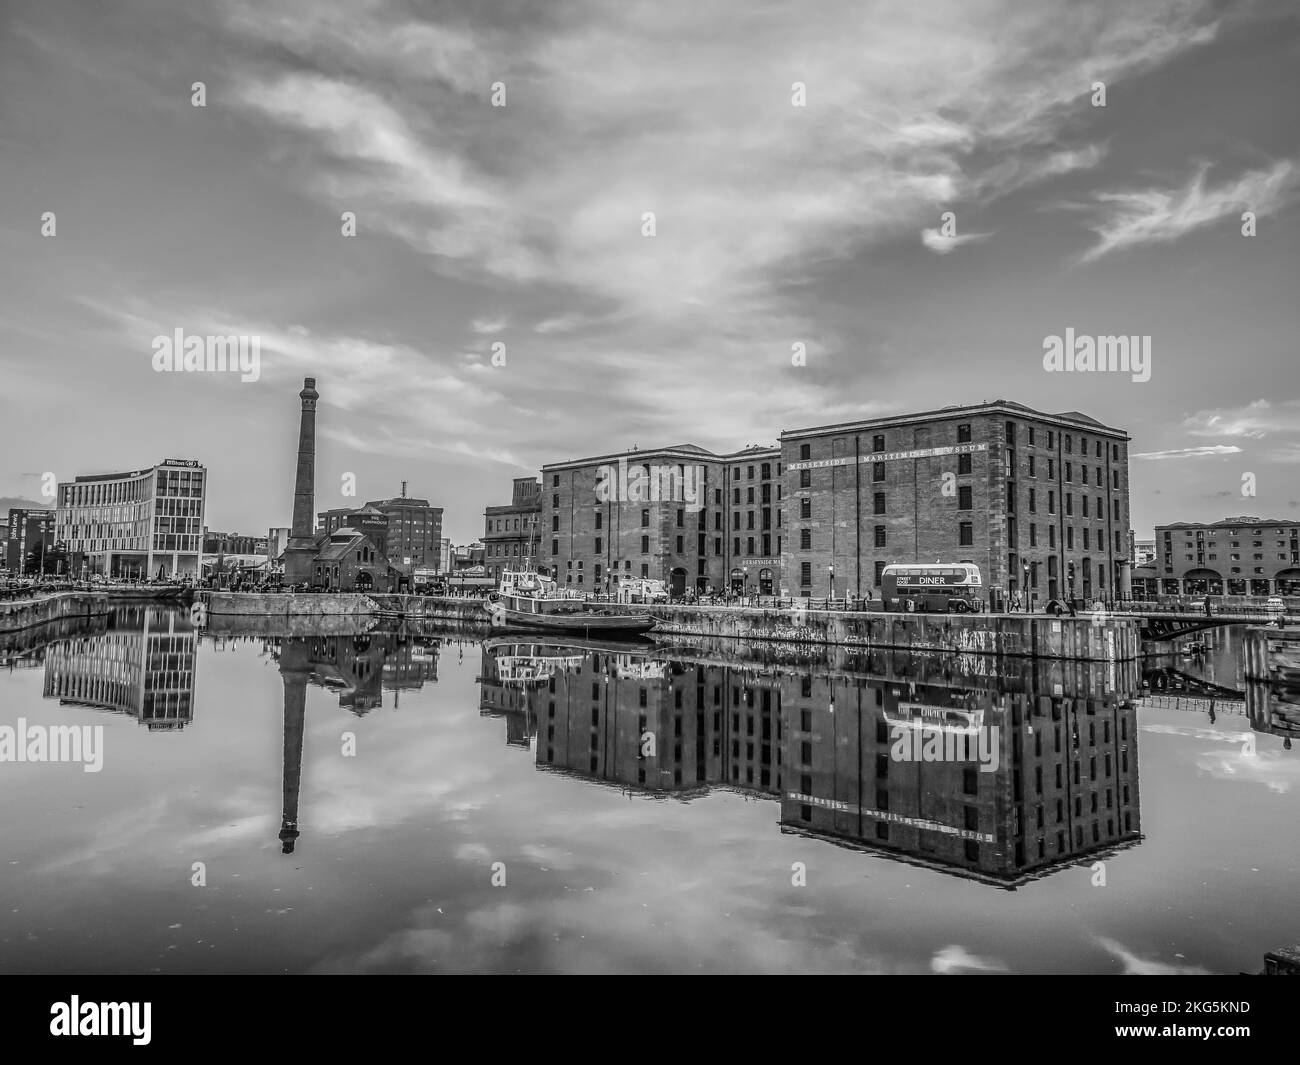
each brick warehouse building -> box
[783,401,1132,605]
[483,476,543,581]
[541,443,782,597]
[1153,517,1300,597]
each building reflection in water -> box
[480,638,1144,889]
[42,605,197,731]
[267,631,442,853]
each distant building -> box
[56,459,207,579]
[267,527,290,564]
[309,527,397,592]
[202,530,263,555]
[362,485,443,568]
[5,508,55,574]
[1133,539,1156,565]
[483,477,542,579]
[317,505,390,558]
[1155,517,1300,596]
[453,543,485,571]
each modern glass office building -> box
[55,458,207,578]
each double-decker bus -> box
[881,563,984,613]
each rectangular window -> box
[958,486,972,510]
[800,470,811,488]
[800,561,811,586]
[958,453,971,475]
[873,434,885,452]
[873,492,885,515]
[800,529,812,549]
[959,521,973,546]
[641,535,649,553]
[800,498,811,519]
[957,423,971,443]
[874,525,886,548]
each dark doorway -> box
[670,568,687,597]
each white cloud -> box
[1134,445,1242,460]
[921,228,993,254]
[1076,159,1299,263]
[222,0,1224,325]
[471,317,508,335]
[1182,400,1300,439]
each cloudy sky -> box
[1,0,1297,542]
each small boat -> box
[1180,640,1207,656]
[485,568,656,636]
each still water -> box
[0,606,1296,974]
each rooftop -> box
[780,399,1127,440]
[1158,516,1297,529]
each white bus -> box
[881,563,984,613]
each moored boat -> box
[486,568,656,636]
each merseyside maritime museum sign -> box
[788,442,987,472]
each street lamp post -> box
[828,564,835,606]
[1023,561,1031,612]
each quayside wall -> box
[643,605,1139,662]
[198,593,1137,661]
[0,592,111,634]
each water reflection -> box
[14,610,1298,891]
[479,636,1143,888]
[263,631,445,851]
[40,605,196,731]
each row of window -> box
[795,423,1123,460]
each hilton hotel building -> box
[784,401,1132,603]
[56,458,207,579]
